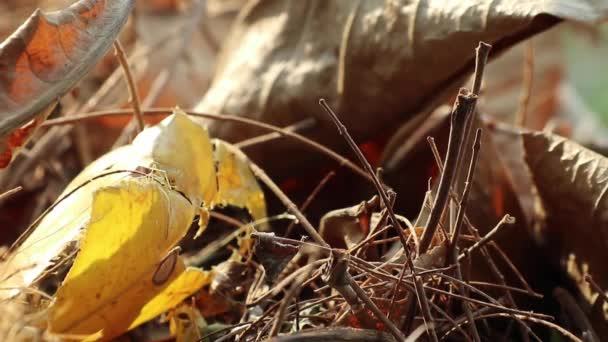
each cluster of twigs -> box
[183,42,584,342]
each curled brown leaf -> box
[0,0,134,167]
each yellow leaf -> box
[130,266,211,332]
[209,140,267,257]
[0,109,265,339]
[212,139,267,224]
[131,110,217,206]
[48,179,196,339]
[0,109,217,298]
[0,148,131,298]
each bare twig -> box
[448,129,483,261]
[472,42,492,97]
[455,42,492,194]
[113,0,206,146]
[448,129,483,342]
[0,186,21,201]
[270,256,319,337]
[348,277,408,342]
[324,252,406,341]
[236,118,316,149]
[248,161,328,248]
[113,41,144,132]
[41,108,372,183]
[419,90,477,254]
[284,171,336,238]
[458,215,515,261]
[324,254,379,331]
[319,99,411,249]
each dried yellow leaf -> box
[48,179,195,339]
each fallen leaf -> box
[129,265,211,335]
[195,0,608,178]
[0,0,134,167]
[0,110,217,299]
[212,139,267,225]
[0,109,266,338]
[523,131,608,316]
[47,179,201,339]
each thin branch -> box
[448,129,483,261]
[0,186,21,201]
[458,214,515,261]
[270,256,319,337]
[419,90,477,254]
[455,42,492,195]
[324,254,379,332]
[348,277,407,342]
[448,129,483,342]
[472,42,492,97]
[236,118,316,149]
[284,171,336,238]
[248,161,328,248]
[113,41,144,132]
[41,108,372,183]
[319,99,411,249]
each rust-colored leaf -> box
[0,0,134,167]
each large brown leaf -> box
[523,131,608,332]
[0,0,134,167]
[196,0,607,177]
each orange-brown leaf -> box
[0,0,134,167]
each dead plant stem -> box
[419,90,476,254]
[0,186,21,201]
[458,215,515,261]
[113,41,144,132]
[41,108,373,183]
[249,162,328,248]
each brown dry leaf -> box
[523,132,608,316]
[195,0,608,177]
[0,0,134,167]
[319,198,378,249]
